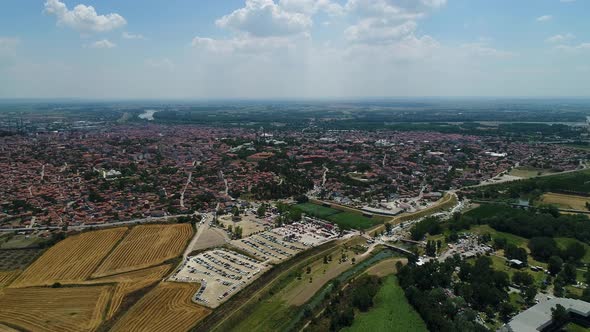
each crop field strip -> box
[93,224,193,277]
[81,264,173,319]
[10,227,128,288]
[111,282,211,332]
[0,285,112,332]
[0,271,20,288]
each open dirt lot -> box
[111,282,211,332]
[0,285,112,332]
[219,213,270,237]
[539,192,590,211]
[10,227,127,287]
[93,224,192,277]
[190,227,229,252]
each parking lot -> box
[169,248,269,308]
[170,217,342,307]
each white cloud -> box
[215,0,312,37]
[345,19,417,44]
[0,37,19,55]
[88,39,116,49]
[278,0,344,16]
[122,32,146,40]
[555,43,590,52]
[460,42,516,58]
[44,0,126,33]
[536,15,552,22]
[545,33,575,43]
[192,35,304,55]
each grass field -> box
[564,322,590,332]
[111,282,211,332]
[539,192,590,211]
[297,202,388,230]
[0,285,112,332]
[10,227,127,287]
[342,275,427,332]
[295,203,340,218]
[93,224,192,277]
[469,225,528,248]
[326,212,383,230]
[365,258,407,277]
[509,167,557,179]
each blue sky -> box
[0,0,589,99]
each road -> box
[180,171,193,209]
[0,213,196,233]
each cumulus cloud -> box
[88,39,116,49]
[216,0,312,37]
[122,32,146,40]
[536,15,552,22]
[546,33,575,43]
[44,0,126,33]
[345,19,417,43]
[278,0,344,16]
[555,42,590,52]
[192,35,304,55]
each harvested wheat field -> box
[10,228,127,288]
[111,282,211,332]
[0,285,112,332]
[94,224,192,277]
[0,270,20,288]
[539,192,590,211]
[83,264,172,319]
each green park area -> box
[295,203,383,230]
[342,275,427,332]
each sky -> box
[0,0,589,99]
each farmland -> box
[342,275,427,332]
[0,285,112,332]
[111,282,211,332]
[0,270,20,288]
[93,224,192,277]
[10,227,127,287]
[0,249,42,271]
[538,192,590,211]
[82,264,172,319]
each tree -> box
[499,302,515,322]
[548,256,564,276]
[522,286,538,305]
[563,241,586,262]
[512,271,534,287]
[562,263,577,284]
[528,237,559,261]
[256,204,267,217]
[551,304,569,327]
[385,223,393,234]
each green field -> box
[327,212,383,230]
[295,203,382,230]
[342,275,427,332]
[295,203,340,218]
